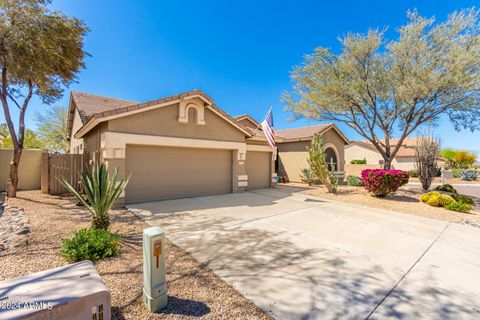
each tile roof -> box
[234,114,261,127]
[275,124,333,141]
[71,91,137,124]
[71,89,252,138]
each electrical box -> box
[143,227,168,312]
[0,260,111,320]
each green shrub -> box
[409,170,419,177]
[346,176,362,187]
[299,168,314,185]
[452,168,462,178]
[445,202,472,213]
[435,184,457,193]
[61,228,121,262]
[350,158,367,165]
[451,193,474,205]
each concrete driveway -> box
[128,187,480,319]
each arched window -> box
[187,106,198,124]
[325,147,337,171]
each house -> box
[275,124,350,182]
[345,138,419,171]
[232,116,350,182]
[0,132,4,149]
[66,90,276,204]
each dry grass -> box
[290,184,480,223]
[0,191,271,320]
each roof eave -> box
[74,91,253,139]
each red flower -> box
[360,169,409,197]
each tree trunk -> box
[7,146,23,198]
[383,157,392,170]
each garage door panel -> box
[246,151,271,190]
[126,145,232,203]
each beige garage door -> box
[125,145,232,203]
[246,151,271,190]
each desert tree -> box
[35,105,69,153]
[0,0,88,197]
[0,123,42,149]
[283,9,480,169]
[307,132,338,193]
[414,133,440,190]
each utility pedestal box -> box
[143,227,168,312]
[0,260,111,320]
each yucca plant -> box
[62,162,131,229]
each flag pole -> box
[254,106,272,131]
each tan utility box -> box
[0,260,111,320]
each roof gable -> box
[73,90,251,139]
[66,92,137,139]
[234,114,261,129]
[275,124,349,144]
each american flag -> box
[261,108,275,148]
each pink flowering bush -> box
[360,169,409,197]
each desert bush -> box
[62,162,131,229]
[451,193,474,205]
[409,170,419,177]
[346,176,362,187]
[299,168,314,185]
[459,170,478,181]
[61,228,121,262]
[414,134,440,190]
[453,151,477,169]
[452,168,462,178]
[420,191,440,203]
[445,202,472,213]
[307,133,338,193]
[360,169,409,197]
[435,184,457,193]
[426,193,455,207]
[350,158,367,165]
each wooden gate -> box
[41,153,86,195]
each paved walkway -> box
[128,187,480,319]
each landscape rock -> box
[0,202,30,252]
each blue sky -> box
[3,0,479,151]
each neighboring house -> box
[345,138,420,171]
[0,132,4,149]
[66,90,276,205]
[274,124,350,182]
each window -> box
[325,147,337,171]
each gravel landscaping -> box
[0,191,272,320]
[282,184,480,224]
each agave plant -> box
[62,162,131,229]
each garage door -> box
[125,145,232,203]
[246,151,271,190]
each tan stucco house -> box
[66,90,276,204]
[232,116,350,182]
[345,138,418,171]
[274,124,350,182]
